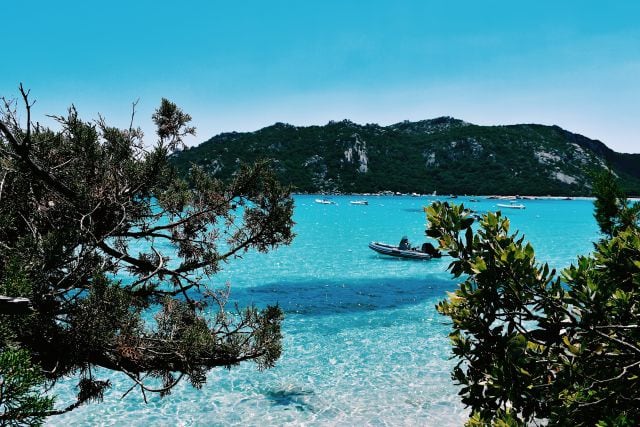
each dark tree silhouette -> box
[0,85,295,418]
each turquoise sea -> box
[50,195,600,426]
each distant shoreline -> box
[298,194,640,202]
[293,192,610,201]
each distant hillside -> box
[171,117,640,196]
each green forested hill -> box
[171,117,640,196]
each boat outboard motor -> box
[421,242,442,258]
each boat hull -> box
[368,242,433,260]
[496,203,525,209]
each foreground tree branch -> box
[0,89,295,420]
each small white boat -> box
[350,200,368,205]
[315,199,335,205]
[497,202,526,209]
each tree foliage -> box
[427,173,640,425]
[593,167,640,238]
[0,86,295,419]
[0,349,54,426]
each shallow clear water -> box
[49,195,600,426]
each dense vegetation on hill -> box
[172,117,640,196]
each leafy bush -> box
[427,172,640,425]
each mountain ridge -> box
[172,118,640,196]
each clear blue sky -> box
[2,1,639,152]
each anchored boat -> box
[315,199,336,205]
[368,241,441,260]
[497,202,526,209]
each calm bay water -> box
[50,195,600,426]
